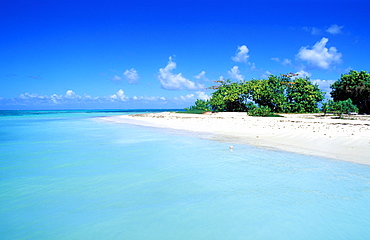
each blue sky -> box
[1,0,369,109]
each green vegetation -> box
[330,70,370,114]
[190,73,325,115]
[185,70,369,117]
[184,99,211,113]
[323,99,359,118]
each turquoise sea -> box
[1,110,370,239]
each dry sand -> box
[101,112,370,165]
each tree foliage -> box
[286,77,325,113]
[247,105,273,117]
[247,77,287,113]
[185,99,211,113]
[203,74,324,114]
[326,99,359,118]
[330,70,370,113]
[208,80,249,112]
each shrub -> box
[248,106,272,117]
[327,99,359,118]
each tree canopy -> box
[203,74,324,113]
[324,99,359,118]
[209,80,248,112]
[330,70,370,114]
[186,71,369,115]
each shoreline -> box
[101,112,370,165]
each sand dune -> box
[102,112,370,165]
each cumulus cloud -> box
[65,90,77,98]
[232,45,250,63]
[124,68,139,84]
[17,93,50,105]
[109,89,127,101]
[326,24,344,35]
[17,90,82,104]
[296,37,342,69]
[196,91,210,100]
[158,57,205,90]
[19,93,40,99]
[228,66,244,81]
[2,88,210,108]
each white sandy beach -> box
[102,112,370,165]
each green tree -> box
[247,105,272,117]
[209,80,249,112]
[247,76,288,113]
[330,70,370,113]
[248,75,324,113]
[286,77,325,113]
[185,99,211,113]
[192,74,325,114]
[327,99,359,118]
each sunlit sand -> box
[103,112,370,165]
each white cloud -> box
[65,90,76,98]
[282,59,292,66]
[271,57,291,66]
[194,71,208,81]
[112,75,122,82]
[250,62,256,70]
[296,37,342,69]
[344,66,352,73]
[311,27,322,35]
[326,24,343,35]
[311,79,336,98]
[133,95,166,101]
[5,89,209,108]
[158,57,205,90]
[196,91,210,100]
[50,94,62,103]
[232,45,250,63]
[83,94,93,100]
[303,25,344,36]
[303,27,322,35]
[261,71,272,78]
[174,94,195,101]
[294,70,312,79]
[17,90,81,104]
[109,89,127,101]
[124,68,139,84]
[228,66,244,81]
[19,93,38,99]
[180,94,195,101]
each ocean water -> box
[1,110,369,240]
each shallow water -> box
[1,110,370,239]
